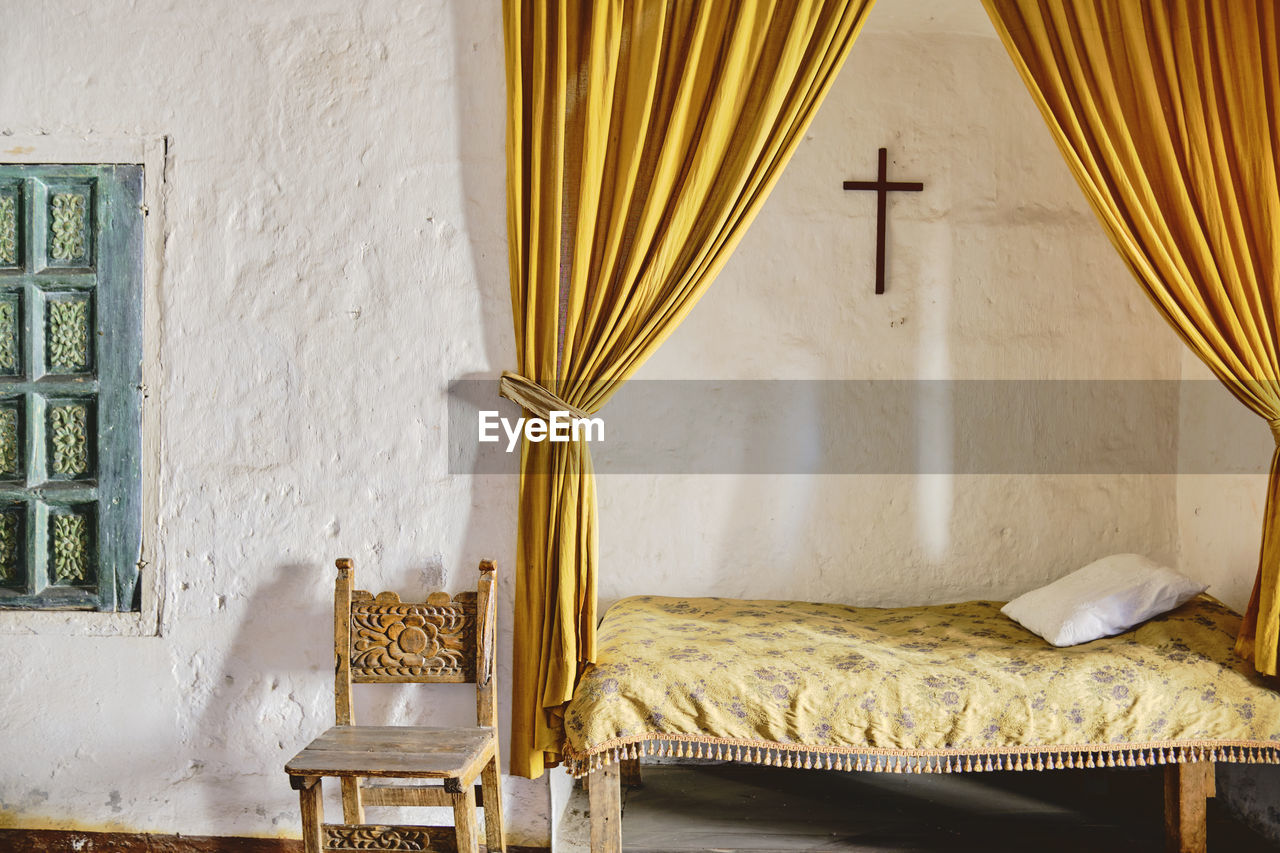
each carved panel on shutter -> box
[0,164,142,610]
[46,183,93,268]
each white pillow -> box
[1001,554,1207,647]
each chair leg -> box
[298,778,324,853]
[340,777,365,824]
[450,779,480,852]
[481,754,506,852]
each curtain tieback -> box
[1269,418,1280,446]
[499,371,590,421]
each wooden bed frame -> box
[586,756,1217,853]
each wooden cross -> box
[842,148,924,294]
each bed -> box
[566,594,1280,852]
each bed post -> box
[589,764,622,853]
[1164,761,1214,853]
[620,756,643,788]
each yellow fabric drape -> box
[502,0,876,777]
[982,0,1280,674]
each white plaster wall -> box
[609,19,1185,613]
[3,0,1269,847]
[1176,352,1273,613]
[0,0,540,843]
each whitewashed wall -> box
[1,0,1271,848]
[0,0,539,843]
[609,17,1184,609]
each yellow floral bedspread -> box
[563,595,1280,775]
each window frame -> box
[0,136,164,636]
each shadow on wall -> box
[445,0,512,627]
[705,224,959,600]
[445,1,545,847]
[1220,763,1280,847]
[193,562,331,833]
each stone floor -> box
[558,762,1279,852]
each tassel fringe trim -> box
[563,735,1280,779]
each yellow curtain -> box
[982,0,1280,673]
[502,0,876,777]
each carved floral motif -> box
[0,195,15,265]
[0,302,16,371]
[48,299,88,372]
[52,513,88,584]
[322,824,431,851]
[0,512,18,583]
[50,193,86,262]
[0,409,17,476]
[351,591,473,679]
[50,405,88,476]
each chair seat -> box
[285,725,495,781]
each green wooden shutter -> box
[0,165,143,612]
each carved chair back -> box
[333,557,497,729]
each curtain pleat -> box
[983,0,1280,674]
[502,0,877,777]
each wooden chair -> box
[285,558,505,853]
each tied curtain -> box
[982,1,1280,674]
[501,0,876,777]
